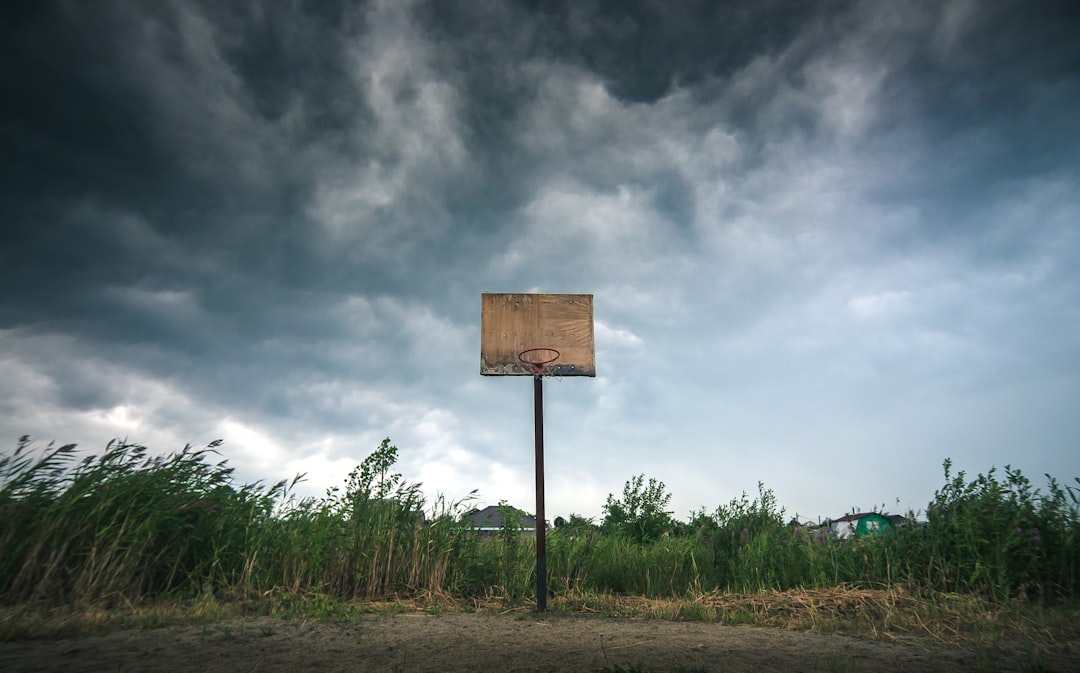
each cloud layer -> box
[2,0,1078,522]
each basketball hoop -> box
[518,348,560,376]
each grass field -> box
[2,435,1078,648]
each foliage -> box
[559,512,598,534]
[2,438,1078,611]
[602,474,675,544]
[912,458,1080,602]
[454,501,535,603]
[0,436,475,605]
[349,437,403,501]
[0,436,283,604]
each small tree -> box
[353,437,402,500]
[333,438,422,521]
[602,474,674,544]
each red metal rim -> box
[518,347,560,372]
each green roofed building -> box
[823,512,900,539]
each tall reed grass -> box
[0,437,474,606]
[0,437,281,605]
[2,437,1077,610]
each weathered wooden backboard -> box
[481,293,595,376]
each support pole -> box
[533,374,547,612]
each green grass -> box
[2,436,1078,625]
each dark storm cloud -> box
[2,3,323,319]
[1,1,484,456]
[2,0,1079,517]
[417,0,845,103]
[860,1,1080,227]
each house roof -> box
[463,505,536,530]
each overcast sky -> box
[3,0,1078,524]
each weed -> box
[1,436,1077,636]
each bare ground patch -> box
[1,614,1076,672]
[2,590,1079,672]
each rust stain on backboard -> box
[481,293,595,376]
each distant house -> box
[462,505,537,536]
[822,512,903,539]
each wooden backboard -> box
[481,293,595,376]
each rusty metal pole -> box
[533,373,547,612]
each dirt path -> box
[1,612,1072,672]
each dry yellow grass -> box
[4,585,1079,659]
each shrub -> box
[602,474,675,544]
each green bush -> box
[602,474,675,544]
[910,459,1080,602]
